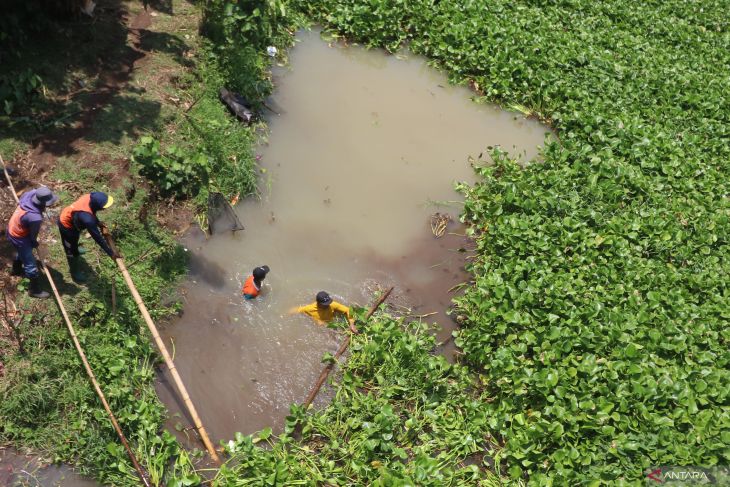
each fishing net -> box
[207,192,244,235]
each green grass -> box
[1,155,200,485]
[0,0,297,483]
[0,1,225,484]
[7,0,726,485]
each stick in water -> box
[302,286,394,408]
[101,226,221,464]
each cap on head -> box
[252,265,270,280]
[90,192,113,210]
[31,186,59,207]
[316,291,332,306]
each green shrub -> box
[0,69,44,115]
[132,136,211,198]
[200,0,299,99]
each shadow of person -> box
[42,263,82,297]
[143,0,174,14]
[188,251,227,289]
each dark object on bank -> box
[219,87,255,124]
[207,192,244,235]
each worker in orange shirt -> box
[56,191,116,283]
[7,186,59,298]
[291,291,358,333]
[241,265,270,299]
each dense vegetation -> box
[290,0,729,483]
[216,309,502,485]
[2,0,728,485]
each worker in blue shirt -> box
[57,191,116,282]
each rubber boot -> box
[29,277,50,299]
[68,257,88,283]
[11,260,24,276]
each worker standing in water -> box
[57,191,117,282]
[291,291,358,333]
[242,265,270,299]
[7,186,59,298]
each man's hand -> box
[110,250,122,260]
[348,319,359,334]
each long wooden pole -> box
[101,227,221,464]
[302,286,393,408]
[41,264,151,486]
[1,155,19,202]
[2,161,150,486]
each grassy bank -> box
[3,0,728,485]
[0,0,287,484]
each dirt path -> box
[0,3,159,370]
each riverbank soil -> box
[0,0,197,349]
[0,0,204,481]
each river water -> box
[156,29,547,448]
[0,448,97,487]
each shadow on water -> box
[157,28,551,446]
[188,251,228,289]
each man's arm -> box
[332,302,358,333]
[77,212,114,257]
[332,302,351,319]
[25,219,42,248]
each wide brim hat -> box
[31,187,59,207]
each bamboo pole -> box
[302,286,393,408]
[41,264,151,486]
[100,227,221,464]
[1,155,19,202]
[2,162,150,486]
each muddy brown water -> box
[0,448,97,487]
[156,29,548,447]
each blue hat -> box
[90,192,114,211]
[31,186,59,207]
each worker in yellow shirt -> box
[291,291,358,333]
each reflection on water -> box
[156,28,548,445]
